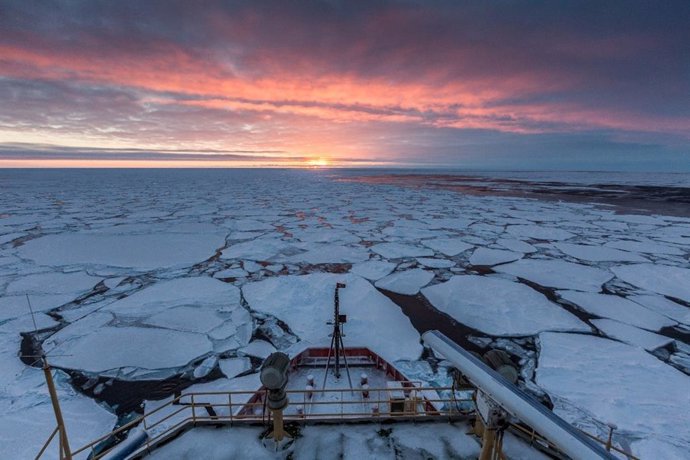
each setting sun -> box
[306,157,329,168]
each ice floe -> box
[416,257,455,268]
[375,268,435,295]
[242,273,422,361]
[422,276,589,336]
[469,247,523,266]
[18,229,224,271]
[370,242,434,259]
[612,263,690,303]
[495,259,613,291]
[592,319,674,350]
[422,238,473,256]
[506,225,574,241]
[349,260,396,280]
[559,291,675,330]
[554,242,649,262]
[536,332,690,455]
[49,326,213,373]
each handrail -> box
[38,384,639,460]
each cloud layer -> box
[1,1,688,168]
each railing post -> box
[228,393,233,425]
[605,423,617,451]
[191,394,196,425]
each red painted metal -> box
[238,346,439,416]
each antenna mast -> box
[322,283,353,390]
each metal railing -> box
[65,385,470,459]
[37,385,639,460]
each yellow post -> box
[473,416,485,437]
[43,358,72,459]
[272,409,285,441]
[479,428,496,460]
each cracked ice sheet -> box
[628,295,690,325]
[558,291,675,330]
[349,260,396,280]
[49,326,213,374]
[242,273,422,362]
[422,276,589,336]
[505,224,574,241]
[536,332,690,456]
[591,319,674,351]
[554,242,649,262]
[370,242,434,259]
[103,277,242,318]
[375,268,434,295]
[469,247,522,266]
[495,259,613,292]
[45,277,250,376]
[17,229,225,271]
[421,238,473,256]
[6,271,101,296]
[612,264,690,303]
[0,337,116,460]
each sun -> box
[305,157,329,168]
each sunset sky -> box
[1,1,689,169]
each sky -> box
[0,0,689,170]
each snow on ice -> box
[243,273,422,362]
[536,332,690,455]
[495,259,614,291]
[422,275,589,336]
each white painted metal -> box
[422,330,616,460]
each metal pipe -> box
[422,330,616,460]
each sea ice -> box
[49,327,213,373]
[469,248,522,266]
[350,260,396,280]
[612,264,690,303]
[416,257,455,268]
[18,231,224,270]
[288,244,370,264]
[370,242,434,259]
[218,357,251,379]
[422,276,589,336]
[554,243,649,262]
[505,225,574,241]
[422,238,473,256]
[628,294,690,325]
[592,319,674,351]
[375,268,435,295]
[104,277,241,318]
[243,273,422,361]
[239,339,277,359]
[6,271,101,296]
[496,238,537,253]
[558,291,675,330]
[536,332,690,455]
[0,377,117,460]
[144,306,226,333]
[605,239,684,255]
[221,238,295,261]
[0,294,75,321]
[495,259,613,291]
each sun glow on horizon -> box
[305,157,330,168]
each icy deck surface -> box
[145,422,550,460]
[1,169,689,458]
[283,365,403,417]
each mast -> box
[43,355,72,459]
[322,282,353,390]
[26,294,72,459]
